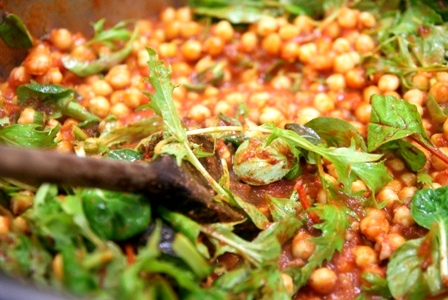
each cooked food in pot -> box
[1,1,448,299]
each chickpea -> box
[309,267,337,294]
[358,11,377,28]
[92,80,113,97]
[298,43,317,64]
[281,41,298,61]
[403,88,425,106]
[110,102,130,117]
[360,209,390,241]
[323,21,341,39]
[136,49,150,68]
[50,28,73,51]
[180,21,201,39]
[292,232,316,260]
[70,45,96,61]
[326,74,346,91]
[355,102,371,124]
[181,40,202,61]
[378,74,400,92]
[332,38,351,54]
[386,158,406,172]
[89,96,110,118]
[24,48,52,76]
[161,7,176,23]
[12,216,29,234]
[52,253,64,280]
[204,37,224,57]
[17,107,36,124]
[355,34,375,54]
[163,20,181,40]
[334,53,356,73]
[281,273,294,295]
[176,7,192,22]
[257,17,278,36]
[353,245,378,268]
[345,68,366,89]
[10,190,34,215]
[431,147,448,170]
[188,104,211,123]
[0,216,10,235]
[313,93,335,113]
[377,233,406,260]
[362,85,381,102]
[123,87,142,109]
[412,72,430,90]
[8,66,31,87]
[393,205,415,226]
[105,65,131,89]
[271,75,292,90]
[262,33,281,56]
[259,107,283,125]
[214,20,234,42]
[293,15,315,33]
[351,179,367,194]
[240,31,258,53]
[430,81,448,103]
[337,8,359,29]
[297,107,321,125]
[214,100,232,116]
[279,24,299,40]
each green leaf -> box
[0,13,33,48]
[81,189,151,241]
[396,140,427,172]
[172,233,211,279]
[267,194,301,222]
[0,124,59,148]
[426,93,447,130]
[411,186,448,229]
[305,117,367,150]
[17,84,100,123]
[62,25,138,77]
[88,19,131,48]
[387,226,443,300]
[291,204,349,289]
[368,94,429,152]
[140,48,186,142]
[360,272,392,298]
[233,136,295,186]
[106,149,143,161]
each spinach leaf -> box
[368,94,429,152]
[387,226,445,300]
[0,124,59,148]
[305,117,367,150]
[17,84,100,123]
[411,186,448,230]
[81,189,151,241]
[0,13,33,48]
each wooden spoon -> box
[0,145,244,223]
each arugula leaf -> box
[17,84,100,123]
[81,189,151,242]
[0,13,33,48]
[62,24,138,77]
[87,19,131,48]
[289,204,349,290]
[0,124,59,148]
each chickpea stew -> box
[1,1,448,299]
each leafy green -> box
[17,84,100,123]
[87,19,131,48]
[290,204,349,290]
[387,225,445,300]
[0,123,60,148]
[81,189,151,241]
[360,272,392,299]
[62,23,138,77]
[0,13,33,48]
[233,136,295,185]
[106,149,143,161]
[411,186,448,229]
[368,94,429,171]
